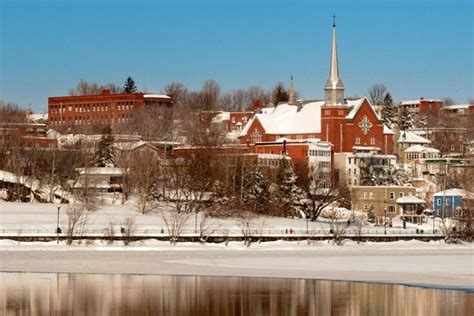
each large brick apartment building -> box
[48,89,173,131]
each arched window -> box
[251,129,262,143]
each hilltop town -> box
[1,22,472,245]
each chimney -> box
[283,139,287,155]
[102,89,110,95]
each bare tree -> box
[299,165,351,222]
[200,80,221,111]
[120,215,137,246]
[197,212,220,244]
[442,97,455,106]
[163,82,188,107]
[324,208,351,245]
[68,80,121,96]
[64,204,89,245]
[128,150,160,213]
[161,210,190,245]
[367,84,387,106]
[103,219,116,245]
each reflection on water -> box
[0,273,472,315]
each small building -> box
[334,147,397,186]
[396,196,426,224]
[433,188,474,217]
[73,167,124,193]
[351,185,417,225]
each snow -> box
[0,240,472,288]
[443,104,470,110]
[398,131,431,144]
[396,196,426,204]
[75,167,123,176]
[211,112,230,123]
[345,98,369,120]
[405,144,439,153]
[143,94,171,99]
[433,188,474,198]
[114,141,154,151]
[399,99,442,105]
[241,100,326,135]
[383,124,394,134]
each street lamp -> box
[56,206,61,244]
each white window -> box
[369,192,374,199]
[355,137,361,144]
[446,199,450,205]
[399,192,404,198]
[389,192,395,200]
[363,192,368,199]
[388,205,396,213]
[370,137,375,145]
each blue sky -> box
[0,0,472,112]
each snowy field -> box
[0,201,441,235]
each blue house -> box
[433,188,472,217]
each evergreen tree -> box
[396,105,414,132]
[243,168,270,213]
[381,92,397,127]
[123,76,137,93]
[276,160,306,216]
[367,206,376,224]
[96,125,116,167]
[271,82,289,105]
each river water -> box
[1,272,472,315]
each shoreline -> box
[1,240,473,290]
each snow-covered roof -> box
[28,113,48,122]
[396,196,426,204]
[405,145,439,154]
[383,124,394,135]
[257,154,291,160]
[399,99,441,105]
[114,141,155,151]
[75,167,124,176]
[242,100,330,135]
[443,104,470,110]
[345,98,370,120]
[398,131,430,144]
[212,112,230,123]
[433,188,473,198]
[143,94,171,99]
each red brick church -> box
[240,20,394,155]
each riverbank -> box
[1,240,472,290]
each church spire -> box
[324,15,345,106]
[288,75,296,104]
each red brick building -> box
[240,22,394,156]
[200,111,254,133]
[48,90,172,130]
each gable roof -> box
[241,100,325,136]
[345,98,375,120]
[398,131,431,144]
[405,144,439,154]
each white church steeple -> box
[324,15,345,106]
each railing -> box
[0,227,445,237]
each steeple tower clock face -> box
[358,115,373,135]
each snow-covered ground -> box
[0,201,443,235]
